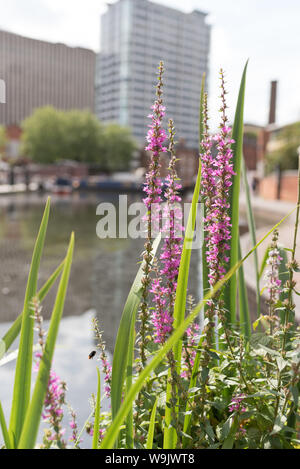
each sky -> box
[0,0,300,130]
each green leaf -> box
[0,259,65,360]
[37,259,65,303]
[241,156,260,317]
[93,368,101,449]
[0,401,12,449]
[146,398,158,449]
[18,233,74,449]
[125,311,135,449]
[0,344,41,368]
[291,386,299,407]
[276,356,288,372]
[180,73,207,449]
[250,332,271,348]
[259,246,270,280]
[271,414,287,435]
[277,247,291,324]
[0,340,5,361]
[238,240,251,340]
[224,61,248,324]
[222,416,239,449]
[9,198,50,445]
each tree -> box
[62,110,105,163]
[21,107,66,164]
[266,121,300,172]
[0,125,7,152]
[21,107,137,170]
[102,123,137,171]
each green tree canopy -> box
[21,107,66,164]
[62,110,105,163]
[0,125,7,151]
[21,107,137,170]
[102,123,137,171]
[266,121,300,172]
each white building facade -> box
[95,0,211,149]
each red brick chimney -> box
[268,80,277,125]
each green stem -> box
[282,156,300,352]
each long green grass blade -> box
[9,198,50,444]
[0,260,65,360]
[0,401,12,449]
[182,335,205,446]
[146,398,158,449]
[241,156,260,317]
[18,233,74,449]
[0,317,22,362]
[111,235,161,421]
[238,241,251,340]
[259,246,270,280]
[164,160,202,449]
[224,62,248,324]
[93,368,101,449]
[100,208,296,449]
[37,260,65,303]
[0,344,40,368]
[182,78,213,444]
[125,313,135,448]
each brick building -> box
[0,29,96,157]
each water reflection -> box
[0,311,110,448]
[0,192,200,353]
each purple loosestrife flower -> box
[92,318,112,398]
[206,70,235,289]
[87,427,105,442]
[151,119,183,344]
[143,63,167,215]
[182,321,201,379]
[200,93,215,210]
[200,71,235,331]
[69,407,81,447]
[199,93,217,361]
[265,230,283,331]
[34,354,67,448]
[265,230,282,301]
[101,353,112,398]
[42,370,67,447]
[138,61,166,366]
[32,298,67,449]
[229,394,247,414]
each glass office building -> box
[95,0,211,149]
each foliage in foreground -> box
[0,62,300,450]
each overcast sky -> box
[1,0,299,130]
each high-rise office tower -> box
[95,0,210,149]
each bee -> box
[88,350,97,360]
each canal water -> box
[0,191,200,447]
